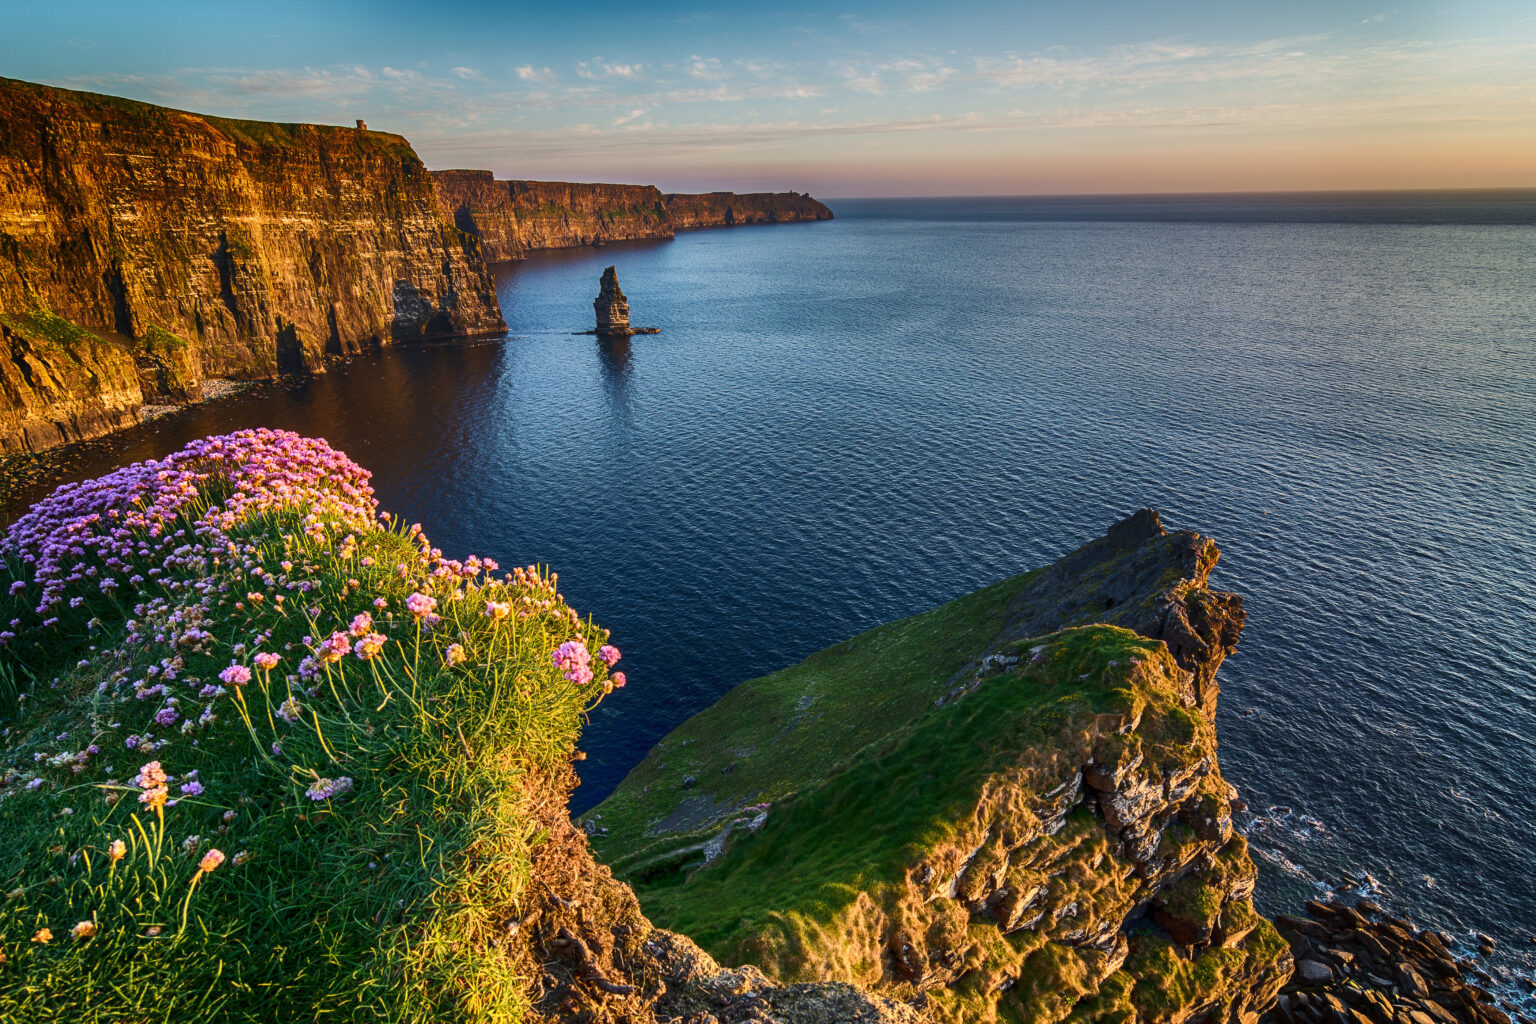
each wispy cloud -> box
[576,58,646,80]
[51,30,1536,184]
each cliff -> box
[663,190,834,230]
[0,77,504,451]
[431,171,833,261]
[588,510,1291,1024]
[432,171,673,261]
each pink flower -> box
[405,592,436,619]
[552,640,593,685]
[317,631,351,665]
[219,665,252,686]
[599,644,621,667]
[443,643,466,667]
[135,761,167,788]
[484,601,511,621]
[349,612,373,637]
[198,848,225,873]
[253,651,280,671]
[353,633,386,660]
[610,671,626,689]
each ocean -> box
[5,192,1534,1002]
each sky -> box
[5,0,1535,196]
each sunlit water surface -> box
[6,194,1534,1001]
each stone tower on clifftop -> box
[593,266,630,335]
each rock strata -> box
[594,267,632,335]
[0,76,504,451]
[433,173,674,261]
[432,171,833,261]
[1268,900,1531,1024]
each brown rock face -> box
[431,172,834,261]
[594,266,632,335]
[0,76,504,450]
[433,172,674,261]
[662,191,834,231]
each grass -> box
[589,569,1043,872]
[0,443,618,1021]
[589,551,1287,1024]
[624,626,1162,964]
[0,309,102,350]
[139,325,188,356]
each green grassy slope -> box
[0,432,622,1023]
[588,569,1042,874]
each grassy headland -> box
[0,429,624,1023]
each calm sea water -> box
[6,193,1534,998]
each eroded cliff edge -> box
[584,509,1292,1024]
[0,77,504,451]
[432,169,833,262]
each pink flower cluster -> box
[552,640,593,685]
[1,429,376,641]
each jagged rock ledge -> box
[584,509,1292,1024]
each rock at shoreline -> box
[1267,899,1531,1024]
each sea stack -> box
[593,266,631,335]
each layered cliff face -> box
[0,77,504,450]
[433,171,674,261]
[662,191,834,231]
[432,171,833,261]
[589,510,1290,1024]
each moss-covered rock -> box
[590,510,1291,1024]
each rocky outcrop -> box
[1268,900,1528,1024]
[988,507,1244,716]
[431,172,833,261]
[662,191,834,231]
[514,762,924,1024]
[0,76,504,451]
[594,266,631,335]
[590,511,1291,1024]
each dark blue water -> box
[6,194,1534,999]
